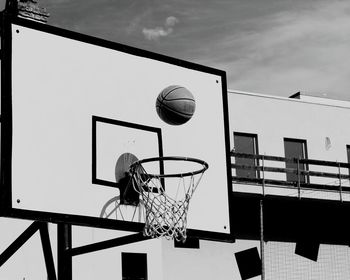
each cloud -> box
[142,27,172,40]
[189,1,350,99]
[165,16,179,27]
[143,16,179,41]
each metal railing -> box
[231,152,350,199]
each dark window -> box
[284,138,308,183]
[174,237,200,249]
[233,132,259,179]
[122,252,147,280]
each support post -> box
[39,223,57,280]
[338,162,343,202]
[260,200,265,280]
[69,232,149,257]
[262,154,265,196]
[5,0,18,13]
[297,158,301,199]
[57,224,72,280]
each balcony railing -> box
[231,152,350,199]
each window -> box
[233,132,259,179]
[122,252,147,280]
[284,138,308,183]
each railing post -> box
[262,154,265,196]
[338,162,343,202]
[297,158,301,199]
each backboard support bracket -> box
[0,221,151,280]
[68,232,151,257]
[0,221,57,280]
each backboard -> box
[1,16,232,242]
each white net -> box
[129,157,208,242]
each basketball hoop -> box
[129,156,208,242]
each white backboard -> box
[1,19,232,241]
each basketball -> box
[156,85,196,125]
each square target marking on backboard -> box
[1,16,233,242]
[92,116,163,189]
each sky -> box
[1,0,350,100]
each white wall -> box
[0,219,56,280]
[0,219,262,280]
[72,227,163,280]
[161,238,261,280]
[0,220,164,280]
[229,90,350,163]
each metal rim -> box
[129,156,209,178]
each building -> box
[229,90,350,279]
[2,89,350,279]
[230,90,350,200]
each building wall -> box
[229,90,350,163]
[228,90,350,199]
[71,227,163,280]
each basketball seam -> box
[162,86,184,99]
[163,97,195,102]
[156,99,194,117]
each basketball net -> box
[129,157,208,242]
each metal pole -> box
[5,0,18,13]
[338,162,343,202]
[39,223,57,280]
[262,155,265,196]
[69,232,150,257]
[297,158,301,199]
[57,224,72,280]
[260,200,265,280]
